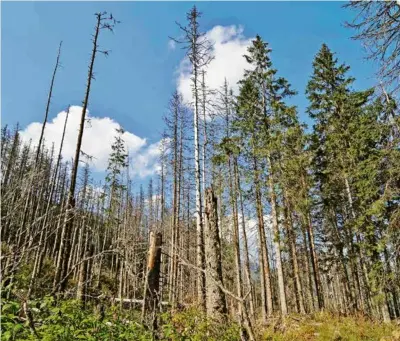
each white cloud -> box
[168,39,176,51]
[176,25,254,106]
[129,139,164,178]
[20,105,162,178]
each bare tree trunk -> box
[173,7,210,310]
[228,155,244,326]
[204,187,227,321]
[384,247,400,318]
[2,126,20,191]
[301,174,324,310]
[194,61,206,311]
[306,212,324,310]
[35,41,62,164]
[235,157,255,318]
[201,70,208,223]
[159,145,167,304]
[283,194,305,314]
[142,231,162,330]
[267,159,287,316]
[344,176,373,314]
[54,13,105,293]
[169,93,180,307]
[76,216,89,303]
[28,107,69,297]
[253,155,273,320]
[329,207,355,311]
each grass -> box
[259,312,399,341]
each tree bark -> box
[283,194,305,314]
[267,158,287,316]
[301,174,324,310]
[253,155,273,320]
[142,231,162,329]
[235,157,255,318]
[204,187,227,321]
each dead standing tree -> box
[204,187,227,321]
[142,231,163,332]
[35,41,63,164]
[171,6,213,310]
[53,12,119,294]
[28,106,71,298]
[345,1,400,96]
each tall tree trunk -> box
[252,155,273,320]
[228,155,244,326]
[329,207,355,311]
[27,108,69,297]
[175,7,209,310]
[169,93,180,307]
[54,13,103,293]
[76,216,89,304]
[2,126,20,194]
[235,157,255,318]
[305,212,324,310]
[301,174,324,310]
[35,41,62,164]
[267,158,287,316]
[283,194,305,314]
[193,53,206,312]
[201,70,208,223]
[344,175,372,313]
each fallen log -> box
[98,296,185,310]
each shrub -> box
[1,296,151,341]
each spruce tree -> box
[306,43,394,316]
[236,35,297,317]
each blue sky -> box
[2,1,378,179]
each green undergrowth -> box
[259,312,399,341]
[0,296,239,341]
[1,295,399,340]
[1,296,150,341]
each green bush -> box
[1,297,240,341]
[1,296,151,341]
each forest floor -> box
[259,313,400,340]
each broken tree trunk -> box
[142,231,162,329]
[204,187,227,321]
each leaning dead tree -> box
[53,12,119,293]
[35,41,63,164]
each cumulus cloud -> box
[176,25,254,106]
[20,105,162,178]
